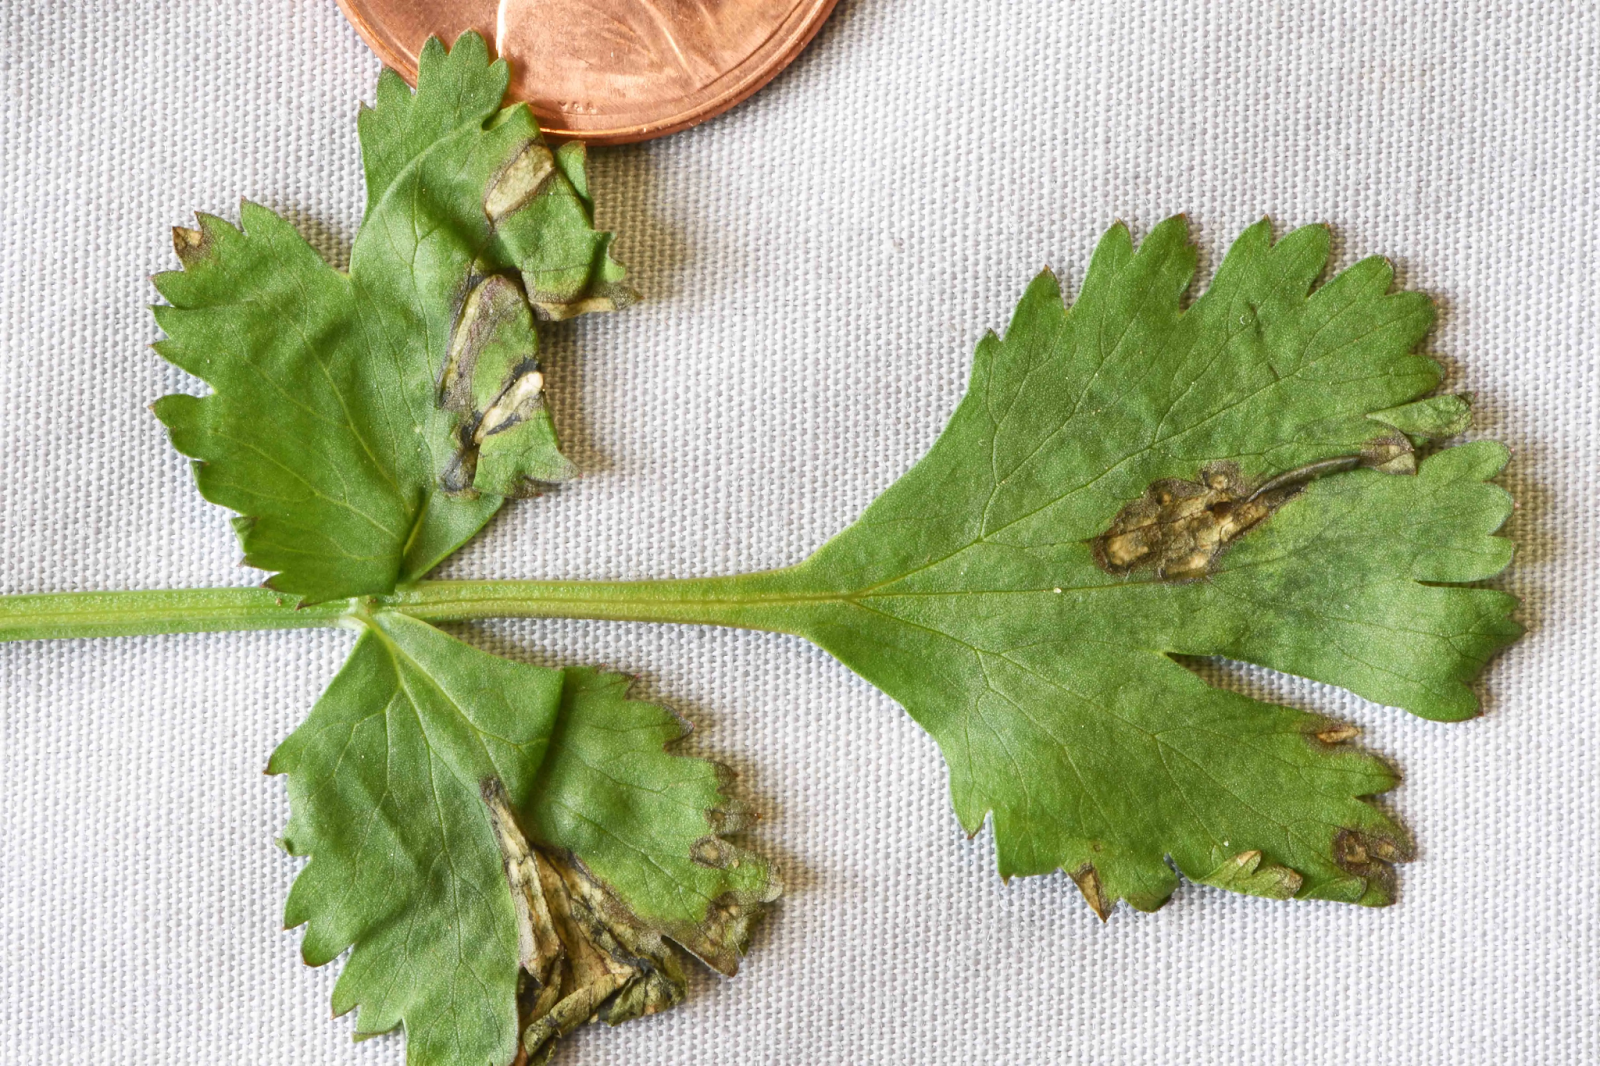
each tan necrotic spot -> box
[530,294,616,322]
[438,275,529,414]
[480,775,689,1065]
[1314,723,1361,745]
[1091,462,1273,581]
[1090,450,1392,581]
[475,368,545,443]
[1069,862,1112,921]
[689,835,736,869]
[486,141,557,221]
[1330,827,1409,902]
[171,225,209,266]
[437,274,550,494]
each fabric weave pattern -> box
[1,1,1594,1062]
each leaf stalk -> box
[0,574,803,643]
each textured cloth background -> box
[1,1,1595,1062]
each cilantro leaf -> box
[150,33,628,604]
[270,611,776,1066]
[143,35,781,1064]
[716,217,1519,914]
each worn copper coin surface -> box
[336,0,839,143]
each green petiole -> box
[0,574,811,642]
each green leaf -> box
[151,33,630,604]
[270,612,776,1066]
[1369,394,1474,442]
[712,217,1519,914]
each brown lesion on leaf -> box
[689,835,737,869]
[1361,434,1416,475]
[1091,442,1415,581]
[437,274,551,497]
[485,141,558,223]
[1092,461,1272,580]
[516,849,687,1066]
[482,778,562,976]
[1292,724,1413,904]
[1199,848,1304,899]
[1331,827,1413,905]
[483,777,682,1065]
[171,225,210,267]
[1313,722,1361,745]
[482,778,765,1066]
[1068,862,1112,922]
[474,369,546,445]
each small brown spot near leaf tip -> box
[1332,827,1411,902]
[171,226,207,265]
[689,835,736,869]
[1069,862,1112,921]
[1315,723,1361,744]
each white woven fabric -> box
[2,0,1595,1062]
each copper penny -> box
[336,0,840,144]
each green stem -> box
[0,572,816,643]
